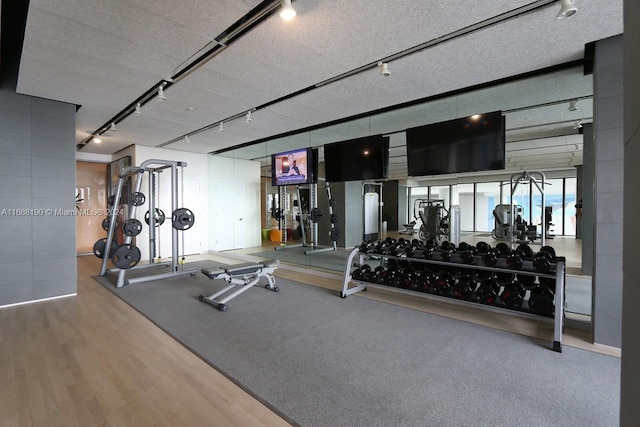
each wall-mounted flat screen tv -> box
[324,135,389,182]
[406,111,505,176]
[271,147,315,186]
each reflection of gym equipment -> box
[398,220,417,235]
[363,182,383,241]
[200,260,280,312]
[414,199,449,243]
[275,182,338,255]
[98,159,197,288]
[491,171,548,249]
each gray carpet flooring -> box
[94,262,619,427]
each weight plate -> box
[145,208,166,227]
[129,192,146,206]
[330,227,340,242]
[122,218,143,236]
[93,238,118,259]
[172,208,195,230]
[111,243,141,269]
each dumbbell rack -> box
[340,246,566,352]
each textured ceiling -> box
[17,0,623,178]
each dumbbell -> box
[532,246,557,273]
[528,282,555,316]
[411,269,436,293]
[439,246,456,262]
[475,241,491,254]
[359,240,375,253]
[453,275,477,300]
[433,272,455,296]
[495,272,515,286]
[506,244,533,269]
[395,269,415,289]
[500,281,527,308]
[372,266,386,284]
[423,246,436,260]
[495,243,510,256]
[460,245,478,264]
[351,264,372,281]
[385,237,397,246]
[441,241,456,252]
[472,269,494,282]
[457,242,470,252]
[425,239,437,249]
[380,265,399,287]
[475,278,501,305]
[516,273,536,288]
[482,247,500,267]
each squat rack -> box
[99,159,197,287]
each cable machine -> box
[98,159,197,288]
[492,171,547,248]
[275,182,338,255]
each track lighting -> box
[557,0,577,19]
[109,122,117,132]
[568,99,578,111]
[92,136,102,144]
[378,62,390,76]
[133,103,143,116]
[185,135,191,143]
[157,85,167,101]
[280,0,296,21]
[219,121,224,132]
[246,111,252,123]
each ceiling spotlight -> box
[92,136,102,144]
[573,119,583,129]
[280,0,296,20]
[568,99,578,111]
[470,114,481,120]
[133,103,143,116]
[246,111,252,123]
[219,121,224,132]
[378,62,390,76]
[557,0,577,19]
[157,85,167,101]
[185,135,191,144]
[109,122,117,132]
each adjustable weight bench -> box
[199,259,280,311]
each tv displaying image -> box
[271,147,314,186]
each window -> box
[475,182,501,232]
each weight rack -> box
[340,244,566,352]
[99,159,197,287]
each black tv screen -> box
[406,111,505,176]
[324,135,389,182]
[271,147,315,186]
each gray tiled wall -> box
[592,34,624,348]
[0,88,76,306]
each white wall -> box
[125,146,209,261]
[208,155,261,251]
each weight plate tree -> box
[340,239,566,352]
[98,159,198,288]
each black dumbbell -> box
[423,246,435,260]
[495,272,515,286]
[472,269,494,282]
[381,265,399,286]
[482,247,500,267]
[453,275,477,300]
[500,281,527,308]
[516,273,536,288]
[372,266,385,284]
[458,242,470,252]
[359,241,374,253]
[460,246,478,264]
[412,269,436,293]
[425,239,437,249]
[506,246,529,269]
[441,241,456,252]
[475,278,501,305]
[396,269,415,289]
[476,241,491,254]
[532,246,556,273]
[433,272,455,296]
[495,242,510,256]
[439,247,455,262]
[385,237,397,246]
[528,283,555,316]
[351,264,369,281]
